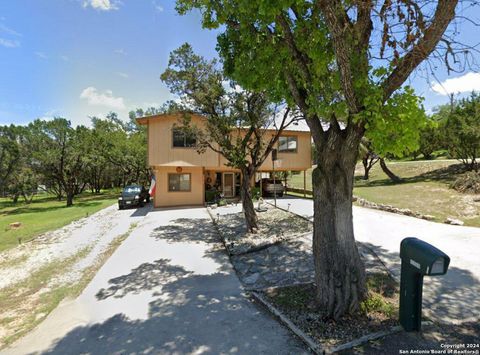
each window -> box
[278,136,297,153]
[172,128,196,148]
[168,173,191,192]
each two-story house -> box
[137,113,312,208]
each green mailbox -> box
[399,237,450,332]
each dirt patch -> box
[260,272,399,348]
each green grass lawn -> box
[0,191,119,253]
[288,160,480,227]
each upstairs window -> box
[172,128,196,148]
[278,136,298,153]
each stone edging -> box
[251,290,416,354]
[251,291,325,354]
[353,195,437,221]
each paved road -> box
[268,196,480,324]
[4,206,306,355]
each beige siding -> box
[148,115,218,167]
[144,113,312,171]
[258,132,312,171]
[154,166,204,208]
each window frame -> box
[168,173,192,192]
[278,135,298,153]
[172,128,197,148]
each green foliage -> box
[444,92,480,170]
[0,111,150,206]
[0,125,22,194]
[160,43,294,176]
[417,120,441,160]
[205,189,217,203]
[360,293,396,318]
[251,186,261,201]
[365,87,427,158]
[176,0,427,157]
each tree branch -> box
[381,0,458,101]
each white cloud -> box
[0,38,20,48]
[152,1,164,12]
[0,23,21,37]
[60,55,69,61]
[432,72,480,95]
[35,51,48,59]
[80,87,126,110]
[116,72,129,78]
[82,0,119,11]
[114,48,126,55]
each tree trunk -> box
[66,191,74,207]
[362,158,370,180]
[312,133,367,320]
[240,168,258,232]
[379,158,402,183]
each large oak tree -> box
[176,0,460,318]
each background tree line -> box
[359,92,480,181]
[0,110,155,206]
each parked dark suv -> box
[118,185,150,209]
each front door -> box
[223,172,235,198]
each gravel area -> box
[212,204,392,290]
[212,203,405,350]
[0,203,149,347]
[212,204,311,256]
[0,204,144,289]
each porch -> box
[204,170,241,204]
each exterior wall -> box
[143,113,312,171]
[259,131,312,171]
[154,166,204,208]
[147,114,218,167]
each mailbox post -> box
[399,238,450,331]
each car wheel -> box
[278,192,284,197]
[146,196,150,203]
[119,205,123,210]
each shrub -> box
[451,171,480,194]
[251,186,261,201]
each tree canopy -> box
[161,43,299,231]
[175,0,460,319]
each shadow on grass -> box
[0,193,117,217]
[354,163,468,189]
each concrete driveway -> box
[268,196,480,324]
[4,207,306,355]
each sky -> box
[0,0,479,127]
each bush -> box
[451,171,480,194]
[251,186,261,201]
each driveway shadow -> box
[128,203,153,217]
[361,242,480,323]
[43,261,305,354]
